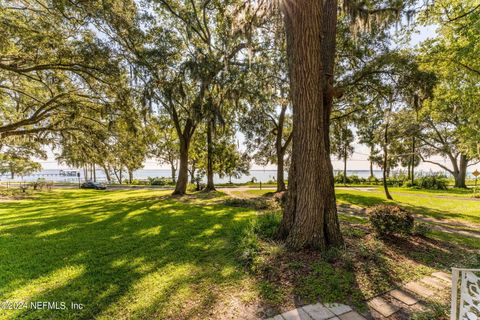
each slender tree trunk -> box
[411,136,416,185]
[189,163,196,183]
[93,164,97,182]
[276,104,287,192]
[102,165,111,183]
[279,0,342,250]
[128,170,133,184]
[383,120,393,200]
[277,149,286,192]
[170,161,177,184]
[278,160,296,239]
[369,145,374,178]
[119,169,123,185]
[343,146,347,185]
[205,122,215,191]
[84,166,88,182]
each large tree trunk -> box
[173,136,190,195]
[204,122,215,191]
[279,0,342,250]
[454,154,468,188]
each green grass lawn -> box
[335,188,480,224]
[1,188,478,319]
[0,190,258,319]
[244,186,480,224]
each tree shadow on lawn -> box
[336,192,480,224]
[0,190,259,319]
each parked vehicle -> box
[80,181,106,190]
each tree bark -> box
[279,0,343,250]
[170,161,177,184]
[276,104,289,192]
[369,145,374,178]
[189,163,196,183]
[172,113,196,195]
[277,149,286,192]
[343,145,347,185]
[128,169,133,184]
[101,164,111,183]
[277,160,296,239]
[454,154,468,188]
[173,136,190,195]
[411,136,415,185]
[204,121,215,191]
[383,119,393,200]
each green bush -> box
[223,198,274,210]
[253,211,282,239]
[334,173,366,184]
[235,212,281,267]
[147,177,173,186]
[412,222,432,236]
[130,179,149,185]
[368,205,414,237]
[367,176,380,185]
[413,174,448,190]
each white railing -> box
[451,268,480,320]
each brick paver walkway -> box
[267,271,452,320]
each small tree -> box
[331,120,354,184]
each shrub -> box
[147,177,173,186]
[235,212,281,267]
[334,172,348,184]
[130,179,149,185]
[414,174,448,190]
[367,176,380,185]
[368,205,414,237]
[223,198,274,210]
[412,222,432,236]
[253,211,282,239]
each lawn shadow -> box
[0,189,259,319]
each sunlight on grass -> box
[0,189,257,319]
[1,265,85,319]
[335,188,480,224]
